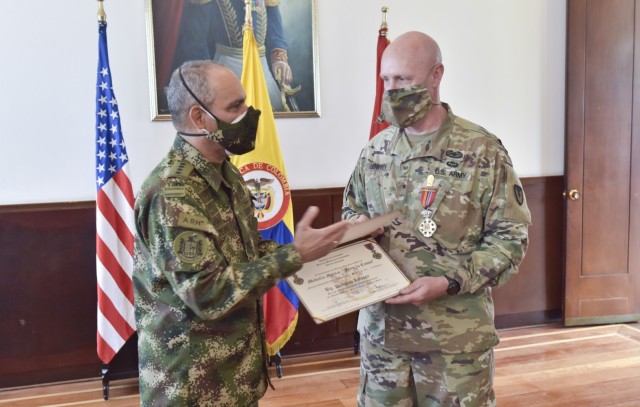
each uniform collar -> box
[171,134,232,191]
[389,103,455,162]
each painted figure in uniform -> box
[133,60,347,406]
[342,31,531,406]
[172,0,295,112]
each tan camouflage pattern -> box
[133,135,303,406]
[381,84,433,128]
[358,337,495,407]
[343,103,531,355]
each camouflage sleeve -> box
[342,149,369,221]
[257,238,281,257]
[141,190,303,321]
[454,151,532,294]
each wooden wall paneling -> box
[0,204,100,387]
[492,176,564,328]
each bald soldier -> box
[133,60,348,406]
[342,31,531,406]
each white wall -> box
[0,0,566,205]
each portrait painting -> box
[145,0,319,121]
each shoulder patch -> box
[514,184,524,206]
[172,231,208,264]
[168,161,194,179]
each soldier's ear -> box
[432,63,444,87]
[189,106,206,129]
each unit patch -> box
[173,231,208,264]
[514,184,524,206]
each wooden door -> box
[564,0,640,325]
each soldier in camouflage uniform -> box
[343,32,531,406]
[133,60,347,406]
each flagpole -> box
[98,0,106,22]
[380,6,388,32]
[96,2,110,400]
[98,3,109,400]
[244,0,252,29]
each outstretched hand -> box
[293,206,350,263]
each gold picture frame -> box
[144,0,320,121]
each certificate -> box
[286,239,409,324]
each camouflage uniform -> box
[343,104,531,406]
[133,135,303,406]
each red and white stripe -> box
[96,163,136,363]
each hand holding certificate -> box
[287,212,408,324]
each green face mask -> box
[201,106,261,155]
[381,84,433,128]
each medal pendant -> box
[419,217,437,237]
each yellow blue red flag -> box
[230,22,298,356]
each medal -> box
[419,217,437,237]
[418,174,438,238]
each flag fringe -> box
[266,312,298,356]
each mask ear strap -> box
[186,104,210,133]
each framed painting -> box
[144,0,320,121]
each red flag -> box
[95,17,136,364]
[369,25,391,139]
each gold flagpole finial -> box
[243,0,252,30]
[97,0,107,22]
[380,6,388,30]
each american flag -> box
[95,19,136,364]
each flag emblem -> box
[240,162,291,230]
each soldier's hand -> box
[293,206,349,263]
[385,276,449,305]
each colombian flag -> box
[230,22,298,356]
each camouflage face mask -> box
[202,106,261,155]
[381,84,433,128]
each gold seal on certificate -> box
[286,212,408,324]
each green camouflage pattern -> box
[358,337,495,406]
[381,84,433,128]
[343,103,531,354]
[133,135,303,406]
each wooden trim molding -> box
[0,176,563,388]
